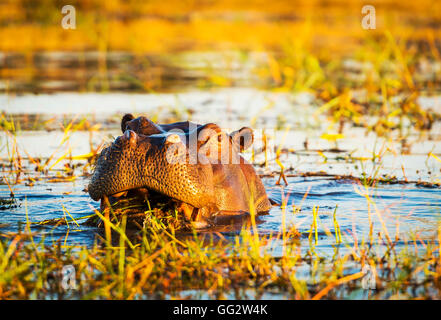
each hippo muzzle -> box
[88,129,215,209]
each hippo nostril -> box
[123,130,137,147]
[112,136,121,146]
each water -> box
[0,89,440,257]
[0,175,440,258]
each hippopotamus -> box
[88,114,271,228]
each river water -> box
[0,89,440,260]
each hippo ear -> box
[230,127,254,152]
[121,114,135,133]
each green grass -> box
[0,201,440,299]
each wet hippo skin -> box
[88,114,271,228]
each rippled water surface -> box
[1,176,440,258]
[1,89,440,259]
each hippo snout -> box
[88,125,215,208]
[87,114,271,227]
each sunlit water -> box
[0,89,440,262]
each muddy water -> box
[0,89,440,259]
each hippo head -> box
[88,115,254,210]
